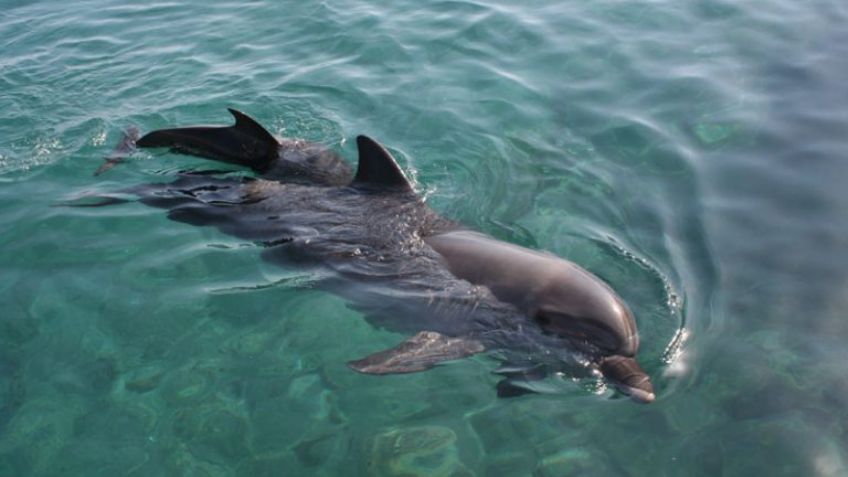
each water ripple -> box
[2,0,848,474]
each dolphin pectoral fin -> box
[136,109,279,172]
[496,379,540,398]
[493,364,548,398]
[347,331,484,374]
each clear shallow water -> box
[1,0,847,475]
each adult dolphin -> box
[92,109,655,403]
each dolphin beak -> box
[599,355,655,403]
[621,381,656,403]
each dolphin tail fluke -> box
[135,109,279,172]
[347,331,484,374]
[94,126,141,176]
[599,355,655,403]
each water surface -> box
[2,0,847,475]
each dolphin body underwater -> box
[91,109,655,403]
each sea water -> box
[1,0,847,475]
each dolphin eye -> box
[535,313,552,326]
[536,311,620,351]
[535,311,580,336]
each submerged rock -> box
[293,431,350,469]
[164,442,230,477]
[480,451,537,477]
[0,396,84,475]
[235,451,297,477]
[368,425,472,477]
[74,400,159,440]
[160,365,215,405]
[533,447,610,477]
[172,405,251,466]
[223,328,274,357]
[123,364,165,394]
[247,369,346,455]
[48,439,150,477]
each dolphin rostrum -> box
[90,109,655,402]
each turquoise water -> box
[2,0,847,474]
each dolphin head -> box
[532,267,655,402]
[534,305,655,403]
[422,230,655,402]
[533,267,639,354]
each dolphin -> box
[90,109,655,402]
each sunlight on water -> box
[2,0,848,475]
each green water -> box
[2,0,847,475]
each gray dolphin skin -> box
[93,109,655,403]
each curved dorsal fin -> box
[227,108,278,146]
[352,135,413,191]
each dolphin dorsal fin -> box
[352,135,414,191]
[227,108,278,146]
